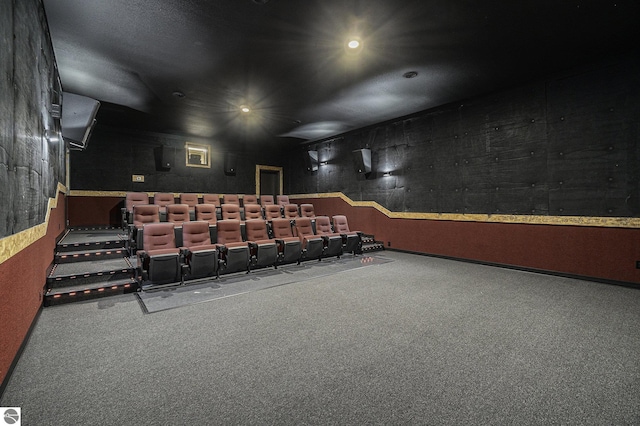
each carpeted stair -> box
[45,227,137,306]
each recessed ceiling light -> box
[347,39,360,49]
[240,106,251,113]
[172,91,185,98]
[403,71,418,79]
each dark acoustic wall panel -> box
[546,62,640,217]
[0,0,64,238]
[286,52,640,218]
[70,127,283,195]
[0,0,14,238]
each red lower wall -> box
[297,196,640,285]
[68,196,123,227]
[0,193,66,386]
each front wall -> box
[70,126,284,195]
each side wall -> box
[286,53,640,285]
[0,0,65,388]
[287,53,640,218]
[0,0,65,239]
[292,195,640,285]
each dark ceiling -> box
[43,0,640,147]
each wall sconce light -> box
[45,129,60,144]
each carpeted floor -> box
[137,254,392,313]
[2,251,639,425]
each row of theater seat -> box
[135,216,361,289]
[128,202,319,226]
[121,192,299,227]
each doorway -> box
[256,165,283,198]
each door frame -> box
[255,165,283,197]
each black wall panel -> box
[286,52,640,218]
[0,0,64,238]
[70,127,283,194]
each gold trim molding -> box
[0,183,67,265]
[289,192,640,229]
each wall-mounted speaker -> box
[154,146,174,170]
[352,148,372,174]
[224,152,237,175]
[304,150,319,172]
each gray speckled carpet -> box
[2,251,639,425]
[137,254,392,313]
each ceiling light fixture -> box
[347,39,360,49]
[172,91,185,98]
[403,71,418,79]
[240,106,251,113]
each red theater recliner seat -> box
[270,218,301,264]
[264,204,282,220]
[314,216,343,258]
[223,194,240,206]
[243,194,258,205]
[244,204,263,220]
[181,221,219,280]
[221,203,242,221]
[153,192,175,221]
[245,219,278,269]
[260,195,274,206]
[202,194,221,207]
[332,215,362,254]
[195,204,218,243]
[129,204,160,254]
[294,217,324,261]
[166,204,190,225]
[277,195,290,206]
[179,193,199,221]
[166,204,190,246]
[122,192,149,229]
[299,204,315,219]
[283,204,300,219]
[215,220,250,274]
[137,222,183,286]
[202,194,221,220]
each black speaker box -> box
[352,148,372,174]
[224,152,237,175]
[154,146,174,170]
[304,150,319,172]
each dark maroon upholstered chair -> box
[181,221,219,279]
[270,218,301,264]
[215,220,249,274]
[293,217,324,261]
[314,216,343,258]
[332,215,362,254]
[137,222,182,286]
[245,219,278,268]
